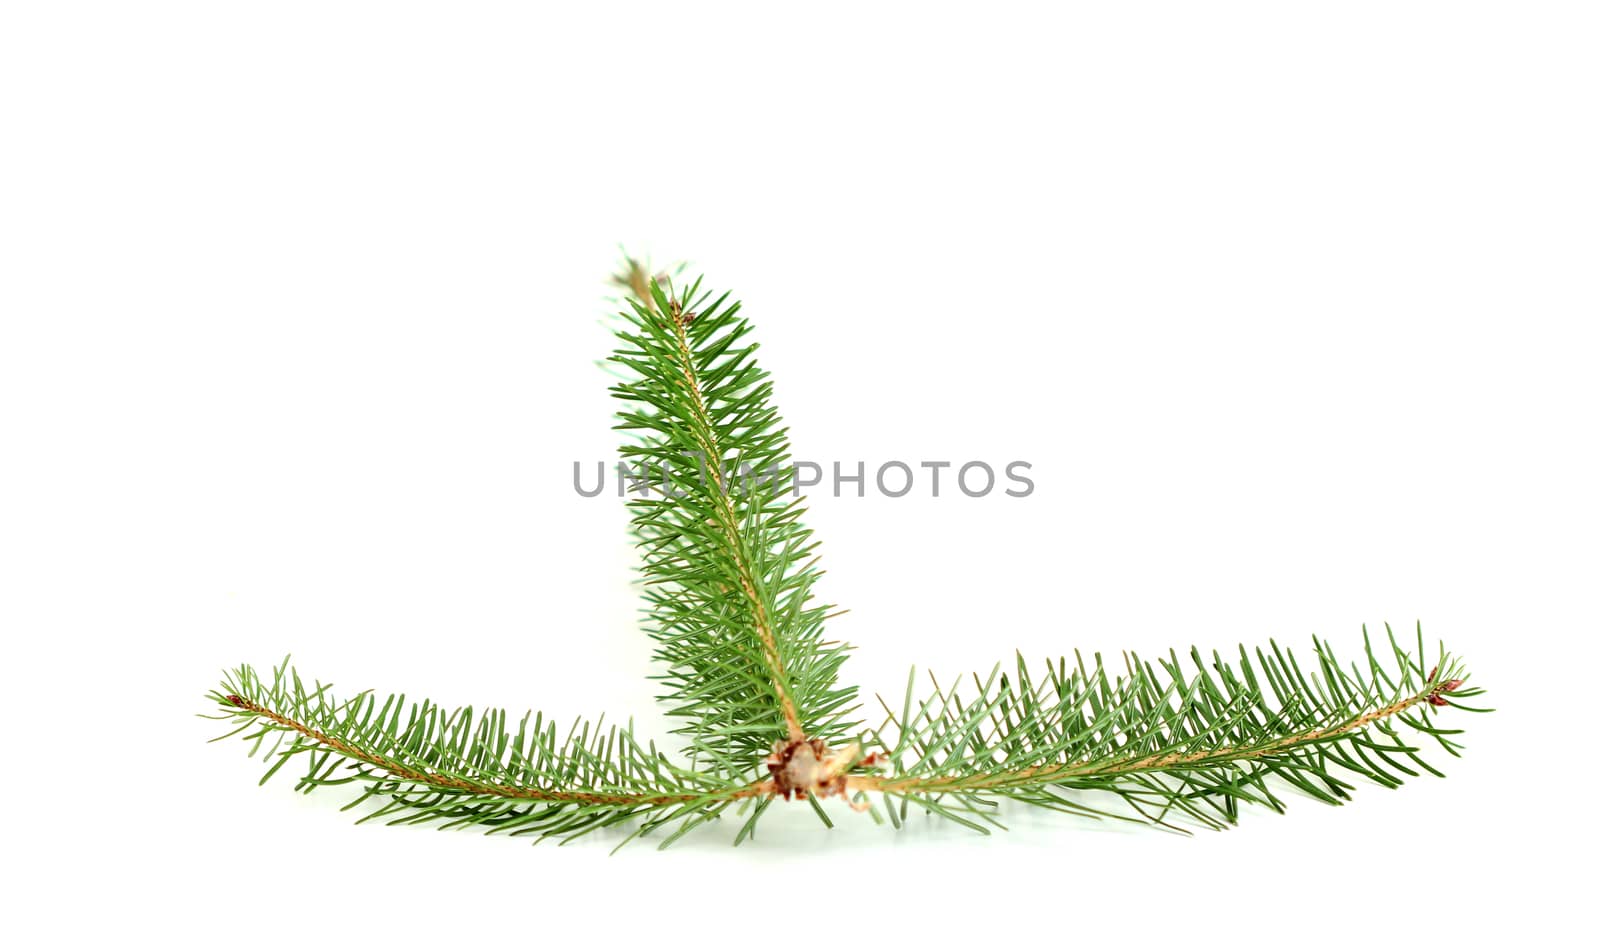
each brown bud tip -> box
[1428,694,1449,707]
[1442,679,1463,692]
[225,694,246,707]
[1427,666,1438,682]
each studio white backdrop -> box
[3,3,1595,945]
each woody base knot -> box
[765,737,881,810]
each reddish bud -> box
[1426,679,1463,706]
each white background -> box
[3,3,1596,944]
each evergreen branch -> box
[203,259,1489,848]
[205,659,766,847]
[842,625,1483,833]
[657,285,801,737]
[608,260,857,763]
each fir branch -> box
[607,260,857,764]
[843,625,1484,833]
[205,260,1487,847]
[204,659,766,848]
